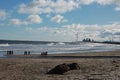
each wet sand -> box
[0,50,120,80]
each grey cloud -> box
[0,9,8,20]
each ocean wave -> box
[0,44,9,46]
[56,42,65,45]
[47,43,55,46]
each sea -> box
[0,42,120,57]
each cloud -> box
[96,0,114,5]
[25,22,120,41]
[24,15,42,24]
[0,9,7,20]
[80,0,120,11]
[51,15,67,23]
[9,19,21,25]
[25,24,99,41]
[95,0,120,11]
[17,0,120,15]
[10,15,42,25]
[80,0,94,5]
[115,5,120,11]
[114,32,120,35]
[18,0,80,14]
[100,23,120,40]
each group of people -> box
[24,51,48,55]
[41,51,48,56]
[24,51,30,55]
[7,50,14,55]
[6,51,48,56]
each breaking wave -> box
[0,44,9,46]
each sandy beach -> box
[1,50,120,80]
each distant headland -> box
[82,38,120,45]
[0,39,58,44]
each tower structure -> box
[75,32,79,42]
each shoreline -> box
[3,49,120,59]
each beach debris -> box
[47,63,80,74]
[68,63,80,70]
[47,63,70,74]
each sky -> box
[0,0,120,42]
